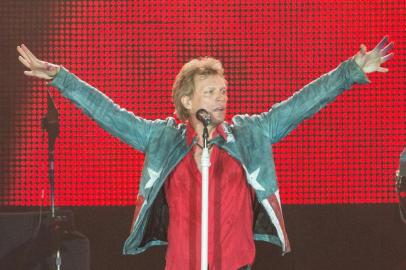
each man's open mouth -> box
[213,107,225,112]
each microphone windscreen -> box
[196,109,211,126]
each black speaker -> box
[0,210,90,270]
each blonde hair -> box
[172,57,225,121]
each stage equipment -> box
[0,210,90,270]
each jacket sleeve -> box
[237,58,370,144]
[49,67,161,153]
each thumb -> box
[24,70,53,80]
[376,67,389,73]
[360,44,367,55]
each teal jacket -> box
[50,59,368,255]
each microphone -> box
[196,109,211,126]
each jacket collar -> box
[185,121,227,145]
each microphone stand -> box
[42,90,62,270]
[200,122,210,270]
[196,109,211,270]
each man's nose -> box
[216,90,227,102]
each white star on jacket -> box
[244,166,265,191]
[145,167,162,189]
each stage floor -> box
[1,204,405,270]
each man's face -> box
[183,74,228,126]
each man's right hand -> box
[17,44,60,80]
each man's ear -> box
[181,95,192,110]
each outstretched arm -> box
[17,44,162,152]
[242,37,394,144]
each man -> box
[17,37,393,269]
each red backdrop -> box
[3,0,406,206]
